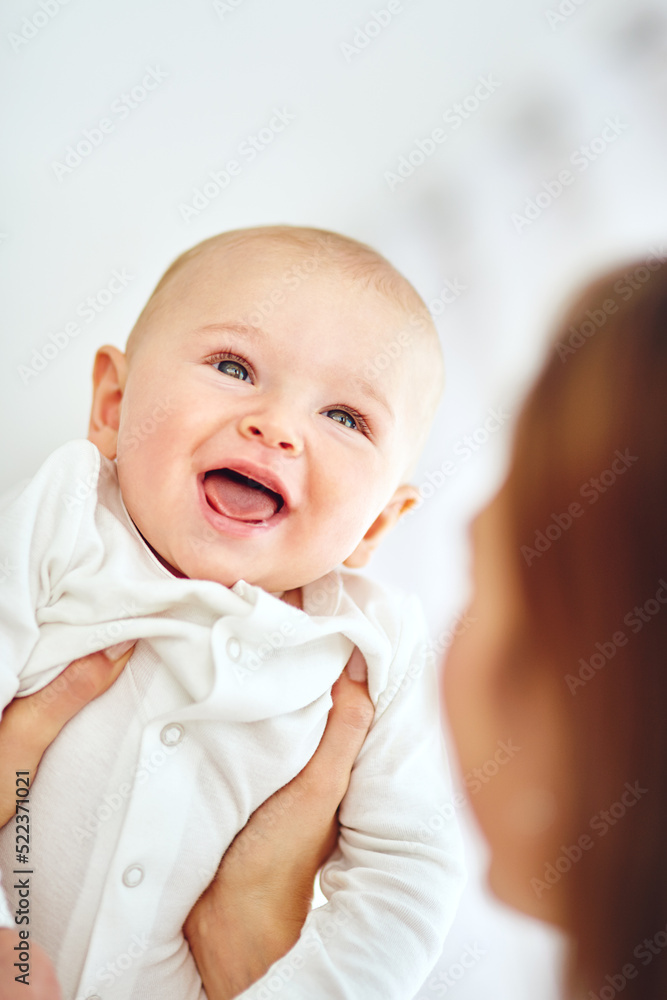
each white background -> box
[2,0,667,995]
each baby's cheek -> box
[321,510,372,569]
[119,402,182,488]
[115,423,163,518]
[320,484,367,534]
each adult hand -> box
[0,647,134,827]
[0,645,373,1000]
[0,647,133,998]
[183,648,374,1000]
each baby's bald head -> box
[125,226,444,476]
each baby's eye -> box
[214,359,250,381]
[324,408,359,430]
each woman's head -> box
[445,261,667,997]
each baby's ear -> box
[88,346,128,460]
[343,484,419,569]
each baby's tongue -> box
[203,470,278,522]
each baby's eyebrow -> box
[193,322,265,340]
[349,375,394,420]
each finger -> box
[343,646,367,682]
[300,654,375,801]
[1,645,135,755]
[9,645,135,743]
[331,651,374,740]
[0,647,135,827]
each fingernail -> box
[345,654,367,682]
[105,640,135,660]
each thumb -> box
[5,645,135,744]
[0,646,134,828]
[300,649,375,803]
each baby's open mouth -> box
[203,469,285,523]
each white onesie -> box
[0,440,464,1000]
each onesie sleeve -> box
[0,439,95,710]
[0,442,96,930]
[234,598,466,1000]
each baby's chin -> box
[138,525,340,596]
[156,549,311,597]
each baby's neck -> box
[132,516,304,609]
[278,587,303,610]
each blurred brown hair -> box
[505,258,667,998]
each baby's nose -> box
[239,413,303,455]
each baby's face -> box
[114,247,423,592]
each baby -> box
[0,226,464,999]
